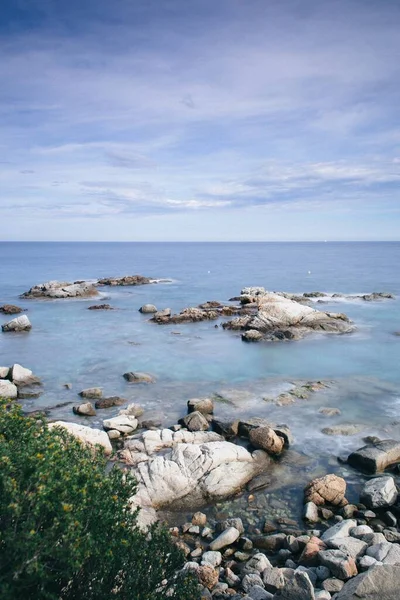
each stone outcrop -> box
[97,275,151,286]
[48,421,112,455]
[2,315,32,331]
[21,280,98,299]
[222,291,353,341]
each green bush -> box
[0,402,198,600]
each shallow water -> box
[1,242,400,526]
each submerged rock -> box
[98,275,152,286]
[48,421,112,455]
[0,304,25,315]
[88,304,113,310]
[322,424,366,436]
[21,280,98,299]
[187,397,214,414]
[151,307,219,324]
[79,387,102,399]
[95,396,127,409]
[2,315,32,332]
[123,372,155,384]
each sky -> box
[0,0,399,241]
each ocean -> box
[1,241,400,524]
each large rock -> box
[123,372,155,384]
[318,549,358,580]
[98,275,152,286]
[209,527,240,550]
[249,426,285,455]
[348,440,400,474]
[334,565,400,600]
[0,367,10,378]
[129,432,270,517]
[2,315,32,332]
[0,380,18,399]
[73,402,96,417]
[180,411,209,432]
[79,387,102,399]
[95,396,127,409]
[304,474,347,506]
[48,422,112,455]
[360,476,398,508]
[187,397,214,415]
[103,416,138,434]
[21,280,98,299]
[10,363,39,386]
[151,307,219,324]
[139,304,157,314]
[222,291,353,341]
[321,520,358,543]
[273,571,315,599]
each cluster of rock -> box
[97,275,152,286]
[0,363,41,399]
[0,304,25,314]
[222,289,354,342]
[88,304,114,310]
[2,314,32,332]
[279,291,395,304]
[21,280,99,299]
[169,471,400,599]
[150,303,243,325]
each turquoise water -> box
[1,242,400,474]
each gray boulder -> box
[347,440,400,474]
[79,387,102,399]
[73,402,96,416]
[334,565,400,599]
[210,527,240,551]
[180,411,209,432]
[360,476,397,508]
[273,571,315,599]
[139,304,157,314]
[187,397,214,414]
[123,372,155,384]
[103,416,138,434]
[2,315,32,332]
[0,380,18,399]
[48,421,112,455]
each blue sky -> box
[0,0,399,241]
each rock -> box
[153,308,171,319]
[192,512,207,527]
[0,367,9,378]
[304,502,319,523]
[321,520,358,543]
[322,578,344,593]
[347,439,400,474]
[319,407,341,417]
[201,551,222,567]
[327,537,367,559]
[213,418,239,438]
[95,396,127,409]
[210,527,240,550]
[314,592,331,600]
[367,542,400,565]
[17,389,42,399]
[187,398,214,414]
[273,571,315,599]
[107,430,121,440]
[358,555,378,571]
[151,307,219,325]
[0,304,24,314]
[139,304,158,313]
[73,402,96,416]
[123,372,155,384]
[48,421,112,455]
[246,553,272,573]
[253,534,286,553]
[304,292,327,298]
[262,567,285,593]
[98,275,152,286]
[0,380,18,399]
[217,517,245,535]
[79,387,102,399]
[180,411,209,432]
[103,416,138,434]
[2,315,32,332]
[249,426,285,455]
[334,565,400,600]
[350,525,374,538]
[360,476,398,508]
[197,564,219,590]
[222,291,353,342]
[299,537,326,566]
[242,573,264,592]
[88,304,113,310]
[242,330,264,342]
[304,475,347,506]
[10,363,33,385]
[322,424,366,436]
[21,280,98,299]
[318,550,358,580]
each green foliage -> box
[0,402,198,600]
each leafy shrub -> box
[0,402,198,600]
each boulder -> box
[2,315,32,332]
[151,307,219,324]
[180,411,210,432]
[79,387,102,399]
[103,416,138,434]
[0,304,24,314]
[95,396,126,409]
[347,439,400,474]
[187,397,214,414]
[118,403,144,417]
[73,402,96,417]
[212,418,239,438]
[249,426,285,455]
[242,330,264,342]
[10,364,39,387]
[273,571,315,600]
[318,549,358,580]
[0,380,18,399]
[321,520,358,543]
[303,502,319,523]
[21,280,98,299]
[360,476,398,508]
[139,304,158,314]
[334,565,400,600]
[0,367,10,378]
[88,304,113,310]
[123,372,155,384]
[327,537,367,560]
[98,275,152,286]
[209,527,240,551]
[48,421,112,455]
[304,474,347,506]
